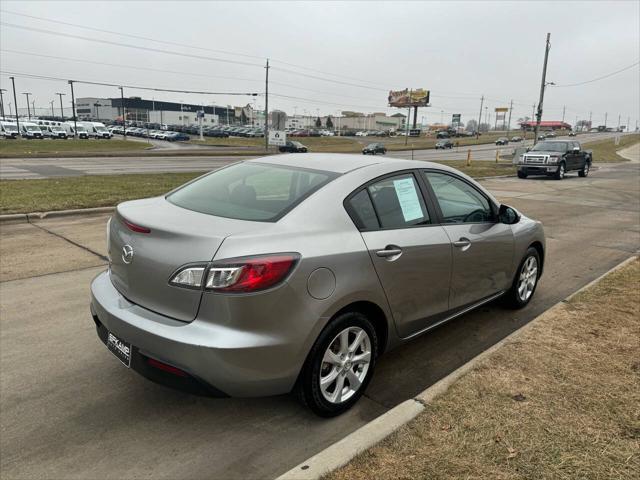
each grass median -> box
[588,133,639,162]
[0,139,150,157]
[327,258,640,480]
[0,160,513,215]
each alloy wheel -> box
[517,256,538,302]
[319,327,371,404]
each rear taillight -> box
[169,254,299,292]
[122,217,151,234]
[206,254,299,293]
[147,358,187,377]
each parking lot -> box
[1,159,638,479]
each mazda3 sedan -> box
[91,154,545,416]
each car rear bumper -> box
[90,270,304,397]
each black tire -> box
[295,311,378,417]
[517,170,528,179]
[554,161,566,180]
[579,161,590,177]
[504,247,541,309]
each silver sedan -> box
[90,153,545,416]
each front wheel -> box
[504,247,541,309]
[296,311,378,417]
[517,170,528,179]
[579,162,590,177]
[554,162,566,180]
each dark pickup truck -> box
[517,140,592,180]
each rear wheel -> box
[554,162,566,180]
[296,311,378,417]
[517,170,528,179]
[579,161,590,177]
[505,247,540,308]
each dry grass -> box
[0,139,149,157]
[589,134,640,163]
[328,259,640,480]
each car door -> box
[422,170,514,311]
[564,142,579,170]
[345,171,452,338]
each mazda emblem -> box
[122,244,134,264]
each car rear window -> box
[167,162,338,221]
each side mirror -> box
[572,146,580,153]
[499,204,520,225]
[525,147,531,152]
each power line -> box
[551,61,639,87]
[0,22,264,68]
[0,9,390,89]
[0,70,259,96]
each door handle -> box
[376,247,403,258]
[453,237,471,249]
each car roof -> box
[246,153,459,175]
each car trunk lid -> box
[109,196,259,322]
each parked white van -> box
[64,122,89,139]
[0,121,20,139]
[20,122,44,139]
[41,125,68,139]
[80,122,112,139]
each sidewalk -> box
[326,259,640,480]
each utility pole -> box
[119,86,126,140]
[533,33,551,145]
[589,111,592,129]
[50,100,54,117]
[264,58,269,152]
[68,81,77,137]
[506,99,513,136]
[627,116,630,132]
[56,92,65,120]
[476,95,484,138]
[604,112,607,128]
[94,102,101,121]
[562,105,565,123]
[405,89,411,145]
[22,92,32,120]
[0,89,5,118]
[10,77,20,134]
[617,114,620,131]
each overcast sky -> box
[1,0,639,127]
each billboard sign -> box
[452,114,461,124]
[268,130,286,146]
[495,107,509,113]
[388,88,430,107]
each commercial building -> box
[76,97,237,125]
[518,120,572,131]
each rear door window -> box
[347,173,430,230]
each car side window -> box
[423,171,493,224]
[368,174,430,229]
[347,190,380,230]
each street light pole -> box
[56,93,65,120]
[94,102,100,121]
[50,100,54,117]
[0,89,6,118]
[119,86,126,140]
[68,81,77,137]
[264,58,269,152]
[22,92,32,119]
[10,77,20,134]
[476,95,484,138]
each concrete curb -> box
[0,206,114,224]
[276,254,638,480]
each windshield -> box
[76,126,87,132]
[95,126,109,132]
[366,144,378,148]
[26,125,41,131]
[167,162,337,222]
[531,141,568,153]
[52,126,64,132]
[3,124,18,132]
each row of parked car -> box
[108,125,190,142]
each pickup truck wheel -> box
[579,162,590,177]
[554,162,566,180]
[517,170,528,179]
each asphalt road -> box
[1,160,638,479]
[0,132,624,179]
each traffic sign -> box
[268,130,286,146]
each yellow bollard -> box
[466,149,472,166]
[496,149,500,163]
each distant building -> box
[76,97,237,125]
[518,120,572,131]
